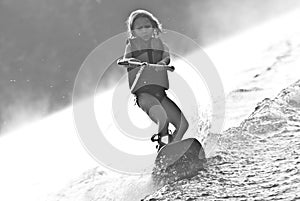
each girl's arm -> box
[122,43,140,68]
[157,43,170,65]
[123,43,132,59]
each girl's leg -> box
[136,93,169,135]
[160,96,189,142]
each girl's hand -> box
[157,61,166,65]
[127,58,142,68]
[128,58,141,63]
[155,61,166,71]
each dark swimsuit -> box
[134,84,166,107]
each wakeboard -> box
[152,138,206,183]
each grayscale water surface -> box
[50,26,300,201]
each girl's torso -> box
[127,37,169,93]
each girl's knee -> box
[149,105,167,124]
[173,114,189,131]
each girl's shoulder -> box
[151,37,165,51]
[152,38,169,53]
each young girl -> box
[122,9,189,149]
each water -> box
[144,114,300,200]
[49,19,300,201]
[141,38,300,200]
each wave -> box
[142,79,300,201]
[240,79,300,136]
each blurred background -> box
[1,0,300,133]
[2,1,300,201]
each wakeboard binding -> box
[151,131,173,152]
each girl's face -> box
[132,17,154,41]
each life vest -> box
[127,37,169,93]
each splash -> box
[241,80,300,137]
